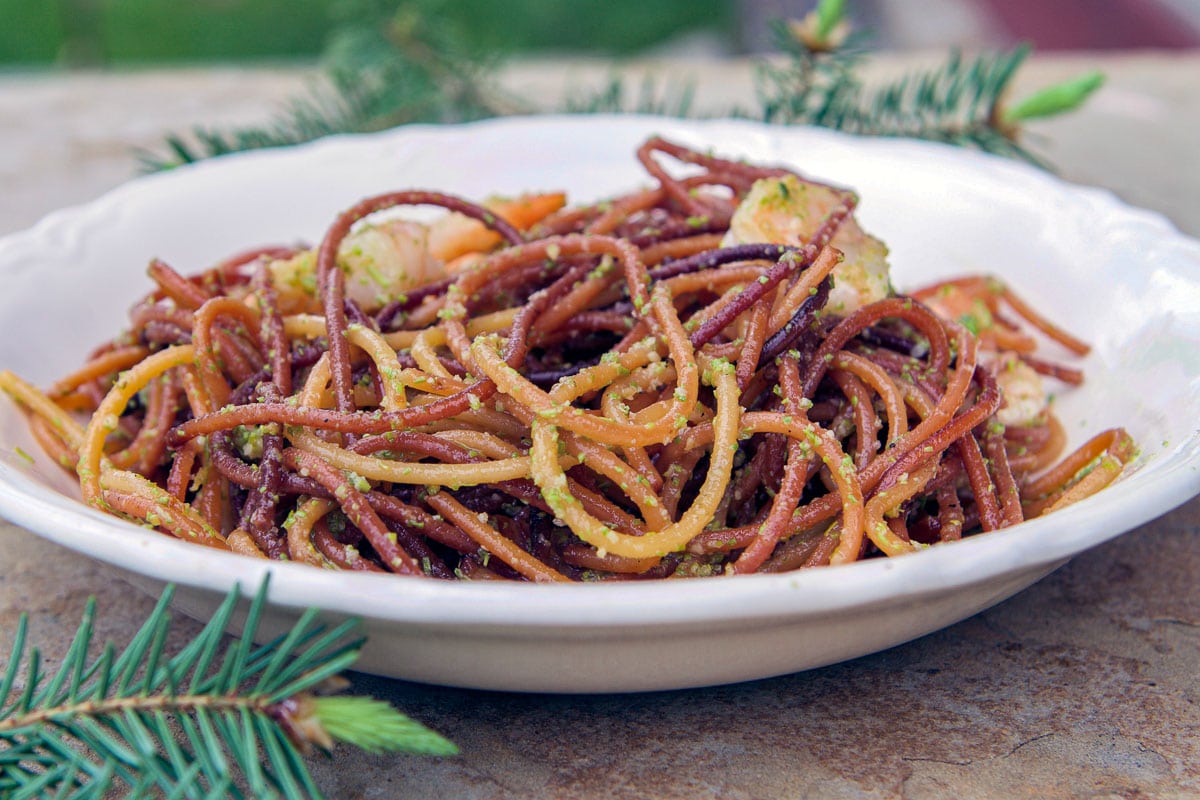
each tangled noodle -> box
[0,137,1134,581]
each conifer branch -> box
[141,0,1104,172]
[751,0,1104,167]
[0,580,455,799]
[563,74,697,117]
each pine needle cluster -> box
[142,0,1104,172]
[141,0,519,171]
[756,32,1048,164]
[0,580,455,799]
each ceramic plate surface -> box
[1,116,1198,693]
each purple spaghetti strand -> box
[759,275,833,363]
[647,243,793,281]
[687,201,853,347]
[376,277,454,331]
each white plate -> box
[1,116,1198,693]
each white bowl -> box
[1,116,1198,693]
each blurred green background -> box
[0,0,736,65]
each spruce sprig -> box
[563,73,697,117]
[142,0,1105,171]
[140,0,519,171]
[0,580,456,799]
[757,38,1049,164]
[749,0,1106,167]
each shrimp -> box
[722,175,894,315]
[720,179,1069,429]
[912,276,1090,357]
[913,276,1093,425]
[987,350,1049,427]
[267,218,437,314]
[429,193,566,265]
[268,193,565,313]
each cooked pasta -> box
[0,137,1134,581]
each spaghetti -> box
[0,137,1134,581]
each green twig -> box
[0,579,455,799]
[141,0,1104,172]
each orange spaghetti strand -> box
[426,492,572,583]
[1022,428,1135,517]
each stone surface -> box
[0,54,1197,798]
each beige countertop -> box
[1,53,1198,798]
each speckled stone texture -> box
[1,54,1197,798]
[3,504,1196,798]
